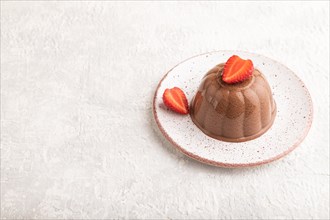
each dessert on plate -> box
[190,55,276,142]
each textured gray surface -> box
[1,2,329,219]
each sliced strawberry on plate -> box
[222,55,254,84]
[163,87,189,115]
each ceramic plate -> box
[153,51,313,168]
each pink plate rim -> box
[152,50,314,168]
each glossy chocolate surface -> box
[190,64,276,142]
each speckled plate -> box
[153,51,313,168]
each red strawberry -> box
[222,55,254,84]
[163,87,189,115]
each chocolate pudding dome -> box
[190,55,276,142]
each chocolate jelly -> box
[190,64,276,142]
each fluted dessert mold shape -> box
[190,63,276,142]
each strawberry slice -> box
[222,55,254,84]
[163,87,189,115]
